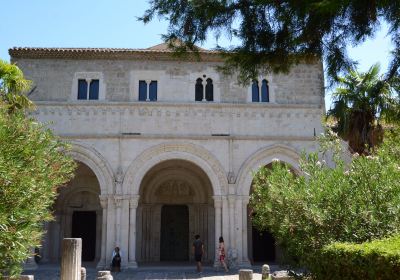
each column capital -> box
[129,195,140,209]
[99,195,109,209]
[212,195,223,208]
[228,194,236,205]
[114,195,124,208]
[241,195,250,205]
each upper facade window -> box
[195,77,213,101]
[252,79,269,102]
[72,72,104,101]
[77,79,99,100]
[138,80,157,101]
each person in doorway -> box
[218,236,229,272]
[111,246,122,272]
[192,234,204,274]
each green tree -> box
[0,59,34,113]
[0,61,76,276]
[250,128,400,274]
[140,0,400,83]
[328,64,400,154]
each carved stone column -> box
[228,195,236,251]
[222,196,230,248]
[235,197,243,263]
[241,196,251,267]
[128,195,139,268]
[114,196,123,247]
[213,195,222,267]
[97,195,108,269]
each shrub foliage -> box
[0,104,75,275]
[316,235,400,280]
[250,129,400,272]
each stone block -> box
[239,269,253,280]
[97,271,113,280]
[271,271,294,280]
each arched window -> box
[89,80,99,100]
[252,80,259,102]
[205,78,213,101]
[261,79,269,102]
[77,79,88,100]
[195,78,203,101]
[139,80,147,101]
[149,81,158,101]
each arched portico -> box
[136,159,215,263]
[235,144,300,265]
[40,142,115,269]
[41,162,102,264]
[121,143,228,267]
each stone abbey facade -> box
[10,43,324,269]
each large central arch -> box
[136,159,215,263]
[122,143,228,196]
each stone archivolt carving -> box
[155,180,193,197]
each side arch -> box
[67,141,115,195]
[122,143,228,196]
[236,144,301,195]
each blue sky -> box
[0,0,394,109]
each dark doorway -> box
[160,205,189,261]
[252,226,276,262]
[72,211,96,261]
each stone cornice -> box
[58,133,316,141]
[31,100,323,110]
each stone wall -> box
[14,58,323,105]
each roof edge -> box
[9,47,223,62]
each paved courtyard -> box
[23,263,283,280]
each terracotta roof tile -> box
[9,45,222,62]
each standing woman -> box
[218,236,229,272]
[111,246,122,272]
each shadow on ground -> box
[23,263,283,280]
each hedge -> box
[313,235,400,280]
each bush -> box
[249,128,400,272]
[0,104,76,276]
[314,235,400,280]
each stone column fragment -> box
[60,238,82,280]
[96,271,113,280]
[239,269,253,280]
